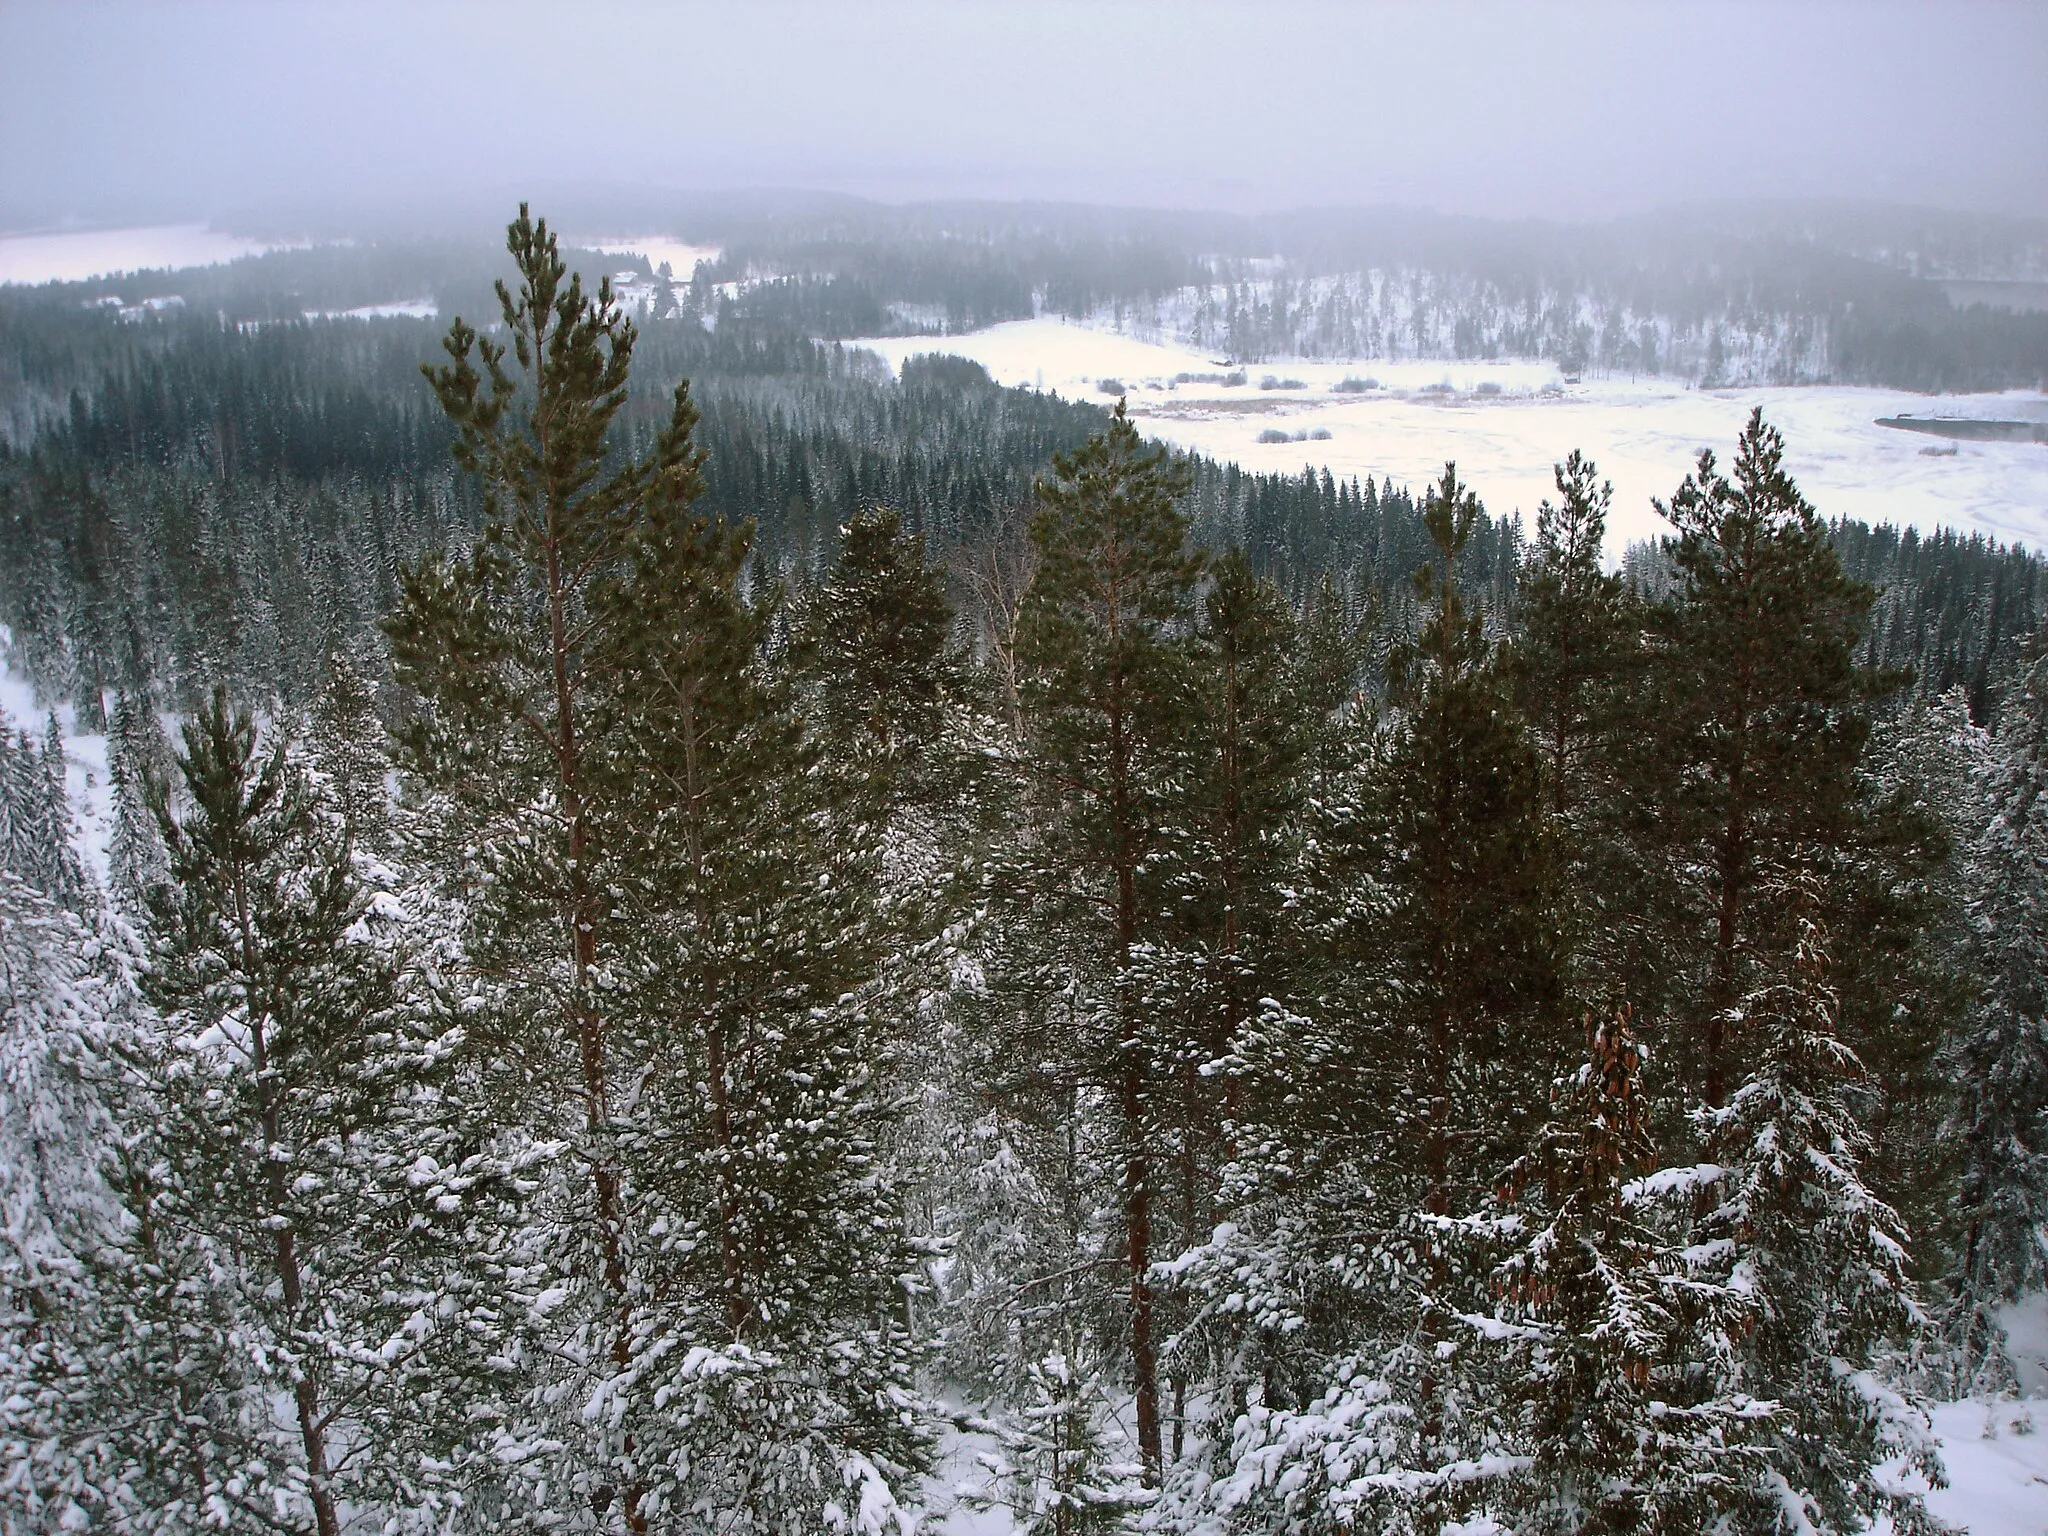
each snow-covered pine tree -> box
[1507,453,1641,1005]
[392,207,932,1531]
[137,689,475,1535]
[1947,650,2048,1393]
[1695,908,1942,1533]
[593,468,934,1531]
[1511,452,1633,828]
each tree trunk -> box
[1108,636,1163,1484]
[231,870,340,1536]
[544,514,645,1535]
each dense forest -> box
[2,207,2047,1534]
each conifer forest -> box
[3,193,2047,1536]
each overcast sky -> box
[4,0,2045,231]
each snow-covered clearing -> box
[578,235,722,279]
[0,224,289,286]
[848,317,2048,555]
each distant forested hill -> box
[674,197,2048,390]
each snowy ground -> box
[0,224,289,286]
[1914,1399,2048,1535]
[913,1399,2048,1535]
[847,317,2048,555]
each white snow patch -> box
[920,1406,1018,1535]
[578,235,722,280]
[0,224,292,286]
[2004,1294,2048,1398]
[846,317,2048,557]
[303,298,438,321]
[1886,1397,2048,1535]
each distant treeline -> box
[9,196,2046,400]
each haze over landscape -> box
[5,6,2048,1535]
[6,0,2048,222]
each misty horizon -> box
[5,0,2047,234]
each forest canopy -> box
[0,204,2045,1535]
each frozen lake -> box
[847,318,2048,555]
[0,223,290,285]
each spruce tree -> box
[308,650,388,848]
[596,476,933,1529]
[981,1341,1153,1536]
[1231,464,1561,1528]
[1947,649,2048,1391]
[1184,548,1305,1117]
[1145,549,1314,1454]
[105,689,170,916]
[1695,911,1942,1533]
[0,715,87,913]
[1381,463,1559,1224]
[0,873,126,1533]
[1477,1010,1754,1533]
[800,507,955,784]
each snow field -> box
[847,317,2048,556]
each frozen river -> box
[846,317,2048,555]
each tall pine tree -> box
[385,205,704,1532]
[1646,409,1875,1105]
[1009,400,1202,1483]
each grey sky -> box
[4,0,2045,230]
